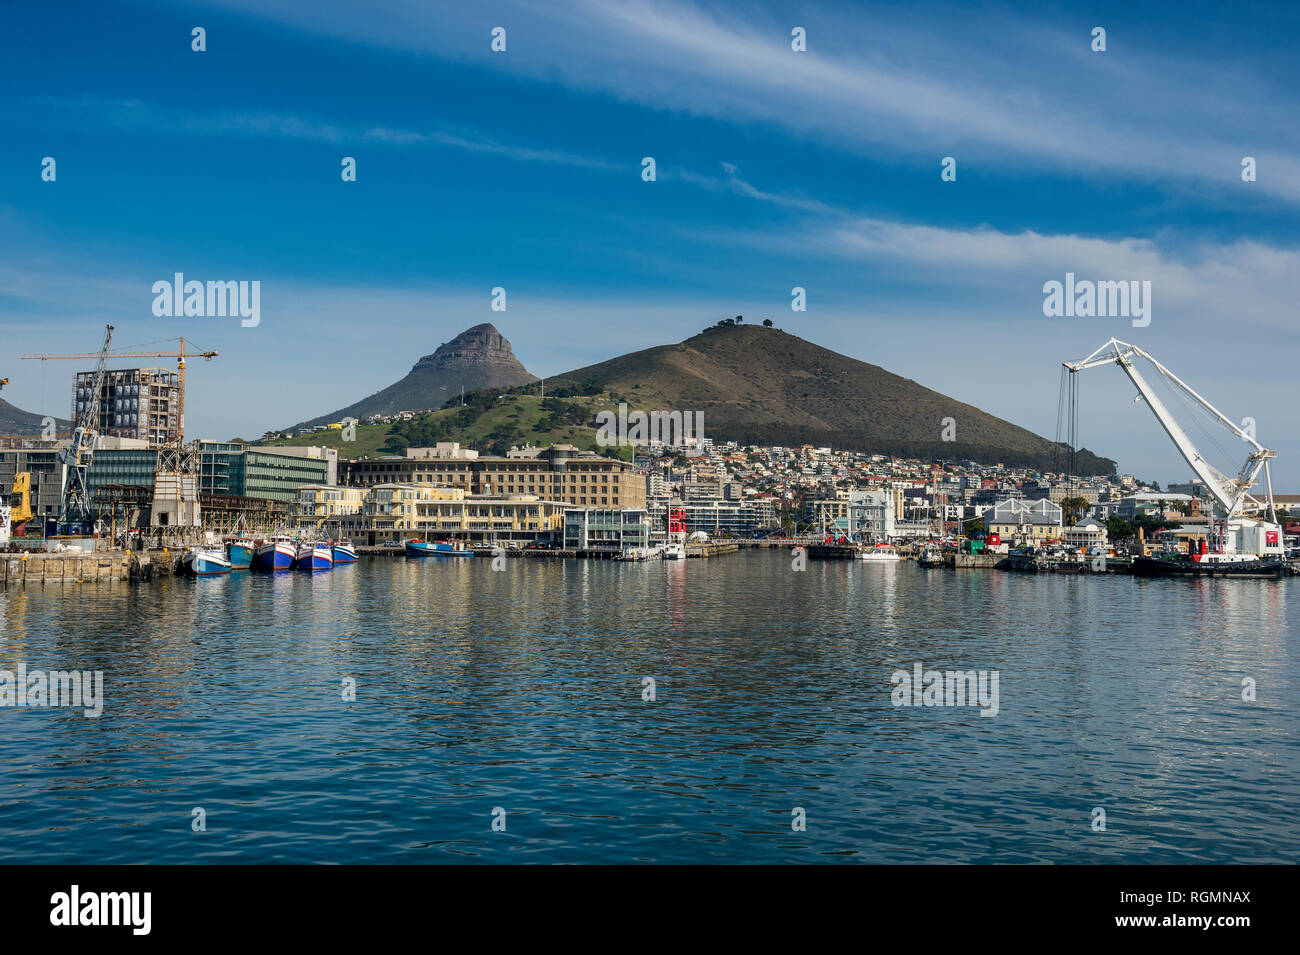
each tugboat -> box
[1133,539,1286,578]
[295,541,334,571]
[917,542,946,567]
[253,537,296,571]
[405,539,474,557]
[180,546,231,576]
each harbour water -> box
[1,552,1296,863]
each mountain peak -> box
[415,323,529,376]
[290,324,536,429]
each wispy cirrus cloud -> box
[190,0,1300,203]
[22,96,627,172]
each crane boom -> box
[57,324,114,530]
[1064,338,1275,521]
[21,350,218,360]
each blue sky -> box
[2,0,1297,486]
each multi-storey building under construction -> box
[72,368,183,446]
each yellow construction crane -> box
[21,337,218,442]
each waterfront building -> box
[646,499,777,537]
[413,494,567,543]
[331,483,568,544]
[354,484,445,541]
[199,442,333,502]
[293,485,367,532]
[564,507,651,551]
[983,498,1063,542]
[343,444,645,509]
[259,444,339,485]
[1063,518,1108,549]
[847,489,897,541]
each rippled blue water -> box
[1,553,1296,863]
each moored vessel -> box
[227,539,255,570]
[404,539,474,557]
[1133,553,1286,579]
[295,542,334,571]
[917,543,945,567]
[180,547,231,576]
[331,540,358,563]
[857,543,900,562]
[253,538,296,571]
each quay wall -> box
[2,550,133,585]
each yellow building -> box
[337,484,569,544]
[344,444,644,509]
[412,494,567,541]
[983,498,1063,543]
[352,484,460,541]
[293,485,367,532]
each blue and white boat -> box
[181,547,231,576]
[253,538,296,571]
[295,542,334,571]
[227,539,255,570]
[331,540,358,563]
[405,539,474,557]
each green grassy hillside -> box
[260,393,631,461]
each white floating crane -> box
[1064,338,1282,558]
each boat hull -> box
[227,541,254,570]
[857,547,900,562]
[181,551,231,576]
[405,540,473,557]
[1132,555,1286,579]
[253,542,296,571]
[331,543,358,563]
[295,545,334,571]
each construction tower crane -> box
[54,324,114,531]
[1064,338,1282,557]
[21,337,218,444]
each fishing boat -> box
[227,539,255,570]
[857,543,901,562]
[404,539,474,557]
[252,537,296,571]
[917,543,945,567]
[180,547,231,576]
[295,542,334,571]
[331,540,358,563]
